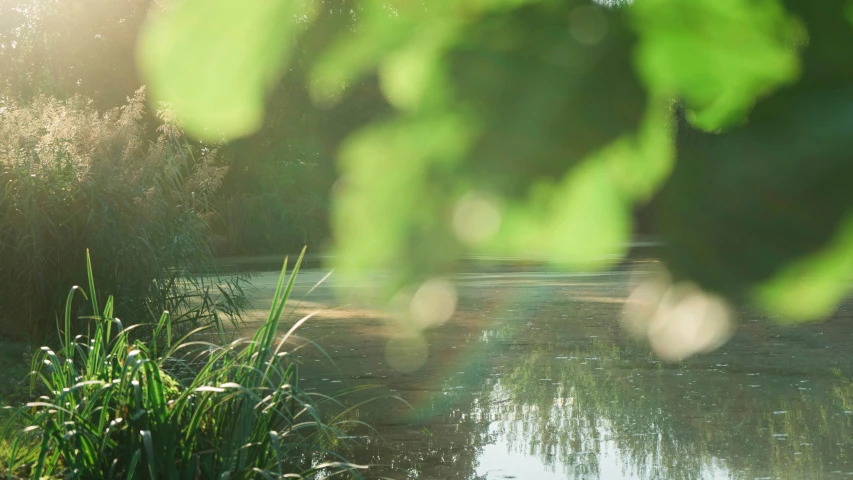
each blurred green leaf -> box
[332,113,474,291]
[485,102,674,270]
[758,213,853,320]
[309,0,546,105]
[633,0,802,131]
[605,99,675,202]
[495,155,632,269]
[137,0,318,140]
[136,0,853,324]
[309,0,431,106]
[326,1,653,288]
[449,3,646,199]
[377,23,455,112]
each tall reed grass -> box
[0,88,246,338]
[1,249,367,479]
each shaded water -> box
[236,262,853,479]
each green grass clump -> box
[1,249,366,479]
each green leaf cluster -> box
[138,0,853,321]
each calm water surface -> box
[235,262,853,480]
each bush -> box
[1,250,365,479]
[0,88,247,339]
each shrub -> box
[1,249,366,479]
[0,88,246,339]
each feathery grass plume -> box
[0,87,247,339]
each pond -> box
[233,261,853,480]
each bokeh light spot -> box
[622,269,669,339]
[453,192,501,246]
[623,267,733,361]
[410,279,458,328]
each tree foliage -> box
[0,0,150,107]
[138,0,853,321]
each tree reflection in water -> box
[466,274,853,480]
[315,268,853,479]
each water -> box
[236,262,853,479]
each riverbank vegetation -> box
[0,3,376,475]
[1,251,364,479]
[0,88,247,340]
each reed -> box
[2,249,367,479]
[0,88,247,339]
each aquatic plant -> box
[1,249,366,479]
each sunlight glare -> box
[623,267,733,361]
[410,279,458,329]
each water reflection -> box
[462,279,853,480]
[248,265,853,479]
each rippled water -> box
[237,262,853,479]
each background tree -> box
[0,0,150,106]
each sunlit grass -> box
[1,249,369,479]
[0,90,247,339]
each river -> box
[230,260,853,480]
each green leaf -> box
[495,155,632,269]
[377,23,456,112]
[310,0,429,106]
[757,212,853,320]
[137,0,318,140]
[633,0,802,131]
[332,114,474,291]
[603,98,675,202]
